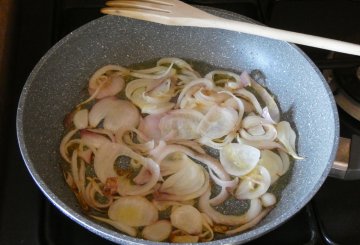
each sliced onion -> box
[142,102,175,115]
[95,142,160,196]
[178,86,203,110]
[239,70,252,87]
[70,150,80,190]
[80,129,111,149]
[197,105,238,139]
[156,168,209,201]
[237,136,285,151]
[234,89,263,115]
[193,89,222,106]
[93,142,122,183]
[85,128,116,142]
[209,169,239,189]
[259,150,283,184]
[60,129,78,163]
[89,98,140,132]
[88,65,128,99]
[199,187,262,226]
[146,77,173,96]
[167,140,206,154]
[200,213,214,242]
[126,78,152,98]
[130,65,175,80]
[152,199,195,212]
[261,193,277,207]
[247,124,266,136]
[199,132,236,150]
[91,215,137,237]
[250,78,280,123]
[125,71,176,114]
[142,220,172,242]
[131,65,168,74]
[73,109,88,129]
[90,73,125,99]
[205,70,242,87]
[177,78,214,106]
[159,152,187,177]
[160,155,206,196]
[224,207,272,235]
[133,167,152,185]
[159,109,204,140]
[59,60,303,242]
[152,144,229,182]
[157,57,193,71]
[123,135,155,154]
[208,169,238,205]
[242,115,275,128]
[219,91,245,130]
[240,124,277,141]
[262,106,276,124]
[235,166,271,200]
[171,234,199,243]
[108,196,158,227]
[276,121,303,159]
[278,149,291,175]
[220,143,260,177]
[84,178,113,210]
[133,89,173,113]
[180,69,201,79]
[78,148,92,164]
[117,157,160,196]
[170,205,203,235]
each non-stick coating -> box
[17,8,339,245]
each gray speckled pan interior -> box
[17,7,339,245]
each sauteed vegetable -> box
[60,57,301,242]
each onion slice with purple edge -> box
[89,97,140,132]
[250,73,280,123]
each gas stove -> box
[1,0,360,244]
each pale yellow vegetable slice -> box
[73,109,88,129]
[220,143,260,177]
[235,166,271,200]
[276,121,303,159]
[108,196,158,227]
[170,205,203,235]
[142,220,172,242]
[259,150,284,184]
[261,193,277,207]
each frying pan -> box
[16,7,339,244]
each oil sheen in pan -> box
[61,58,294,240]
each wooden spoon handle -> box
[191,17,360,56]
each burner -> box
[318,53,360,122]
[335,90,360,122]
[335,66,360,104]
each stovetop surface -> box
[1,0,360,244]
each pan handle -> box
[330,135,360,180]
